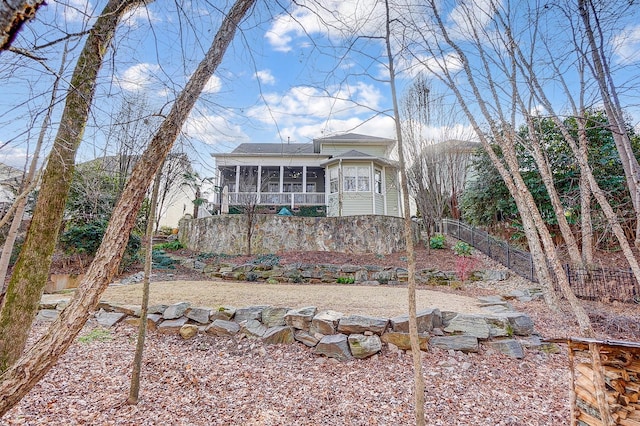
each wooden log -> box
[577,410,604,426]
[620,418,640,426]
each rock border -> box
[38,294,557,360]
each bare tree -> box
[0,0,151,371]
[0,0,45,51]
[401,79,476,243]
[127,163,162,405]
[383,1,425,424]
[0,0,255,414]
[578,0,640,248]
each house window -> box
[374,169,382,194]
[306,183,316,192]
[357,167,370,192]
[283,182,303,192]
[329,168,339,193]
[344,166,357,192]
[344,166,370,192]
[268,182,279,193]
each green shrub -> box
[59,219,141,269]
[152,249,177,269]
[336,276,355,284]
[153,240,184,251]
[452,241,473,257]
[429,234,446,249]
[253,253,280,267]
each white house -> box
[212,133,402,217]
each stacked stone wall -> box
[178,214,419,255]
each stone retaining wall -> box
[38,295,554,361]
[188,257,510,286]
[178,214,419,255]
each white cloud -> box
[255,69,276,86]
[182,111,250,147]
[613,24,640,64]
[203,75,222,93]
[54,0,92,24]
[265,0,384,52]
[0,144,29,169]
[122,4,161,29]
[116,63,162,92]
[252,82,384,124]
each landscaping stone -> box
[430,335,479,353]
[206,319,240,336]
[285,306,317,331]
[262,307,290,327]
[179,324,199,340]
[485,339,524,358]
[163,302,191,320]
[390,308,441,333]
[36,309,59,322]
[147,304,168,315]
[502,313,535,336]
[124,313,162,330]
[185,307,212,324]
[234,305,268,323]
[381,332,429,351]
[337,315,388,335]
[262,326,294,345]
[158,317,189,334]
[348,334,382,359]
[314,334,352,361]
[210,306,236,321]
[95,310,125,328]
[294,330,320,347]
[310,310,343,335]
[242,319,267,338]
[440,311,458,327]
[444,314,491,339]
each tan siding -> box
[342,192,373,216]
[321,144,387,157]
[385,173,400,217]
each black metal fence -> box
[441,218,537,282]
[440,218,639,304]
[563,264,638,303]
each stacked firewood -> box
[571,340,640,426]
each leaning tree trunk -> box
[0,0,45,51]
[0,0,150,372]
[0,0,255,416]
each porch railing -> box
[215,191,326,208]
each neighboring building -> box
[0,163,24,217]
[76,153,199,228]
[212,133,402,217]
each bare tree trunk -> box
[383,2,425,424]
[0,43,68,298]
[127,166,162,404]
[577,120,594,265]
[578,0,640,248]
[0,0,255,415]
[0,0,45,51]
[0,0,149,372]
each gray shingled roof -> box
[231,143,315,154]
[314,133,393,142]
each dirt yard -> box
[6,247,640,425]
[99,280,493,317]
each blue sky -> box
[1,0,640,178]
